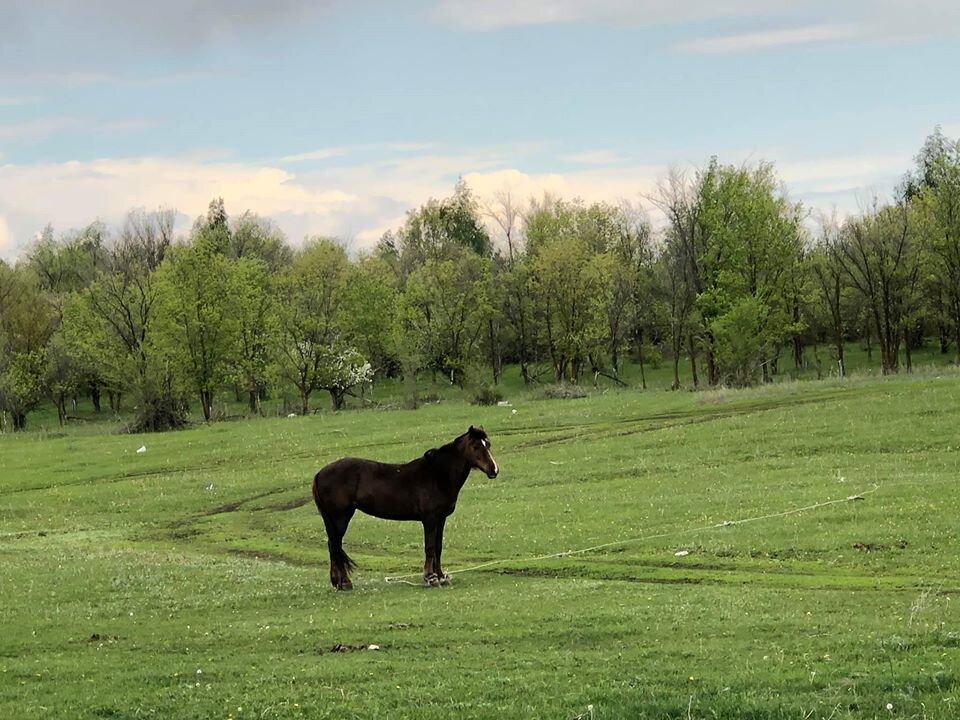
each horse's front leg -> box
[422,519,440,587]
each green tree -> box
[341,255,400,377]
[153,243,239,421]
[229,212,293,272]
[399,252,493,387]
[526,201,609,383]
[913,129,960,362]
[64,214,187,431]
[227,258,278,414]
[276,239,369,413]
[0,264,57,430]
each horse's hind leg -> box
[422,518,444,587]
[321,508,355,591]
[434,516,450,586]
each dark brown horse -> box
[312,426,499,590]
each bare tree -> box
[836,199,923,374]
[810,212,848,377]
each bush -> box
[543,384,588,400]
[472,384,504,406]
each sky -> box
[1,0,959,260]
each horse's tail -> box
[336,547,358,571]
[311,471,323,512]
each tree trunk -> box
[200,389,213,421]
[488,317,500,385]
[56,395,67,426]
[688,334,700,389]
[638,343,647,391]
[248,389,260,414]
[90,383,102,413]
[300,388,310,416]
[836,330,845,378]
[955,320,960,365]
[704,329,719,386]
[13,411,26,431]
[330,389,345,411]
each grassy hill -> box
[2,368,959,718]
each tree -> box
[486,188,534,383]
[341,255,400,377]
[229,212,293,272]
[227,258,278,414]
[0,264,57,430]
[275,239,368,413]
[391,180,493,278]
[399,252,493,387]
[526,201,609,383]
[836,199,924,374]
[64,210,188,431]
[153,243,239,421]
[809,215,849,377]
[913,129,960,362]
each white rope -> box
[383,484,881,585]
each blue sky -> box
[2,0,959,259]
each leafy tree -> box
[695,161,804,385]
[399,252,493,387]
[153,243,239,421]
[227,258,278,414]
[0,264,57,430]
[526,201,609,383]
[913,129,960,362]
[275,239,367,413]
[341,255,400,377]
[391,180,493,278]
[229,212,293,271]
[64,216,187,431]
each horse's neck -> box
[431,446,471,491]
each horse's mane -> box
[421,427,487,461]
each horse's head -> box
[463,426,499,479]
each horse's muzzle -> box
[486,469,499,479]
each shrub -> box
[543,384,588,400]
[472,384,504,406]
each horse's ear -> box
[424,449,435,459]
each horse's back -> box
[313,457,393,509]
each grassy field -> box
[2,368,960,719]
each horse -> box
[312,426,499,590]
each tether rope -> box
[383,484,881,586]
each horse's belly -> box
[358,504,421,522]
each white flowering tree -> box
[316,346,373,411]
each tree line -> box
[2,128,959,432]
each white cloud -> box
[434,0,960,51]
[0,215,14,260]
[432,0,788,31]
[280,143,435,164]
[0,117,80,143]
[0,116,155,145]
[0,96,39,107]
[281,147,355,163]
[0,144,920,259]
[676,24,866,54]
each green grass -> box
[2,368,960,718]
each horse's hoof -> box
[338,581,353,591]
[438,573,451,586]
[425,573,440,588]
